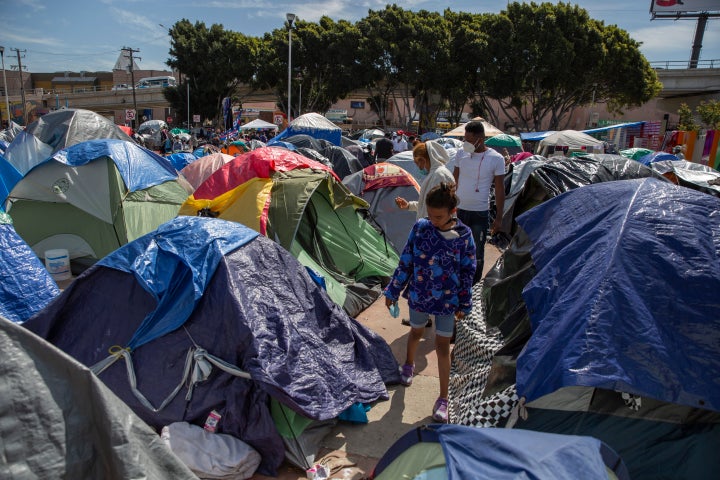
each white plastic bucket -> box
[45,249,71,281]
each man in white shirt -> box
[392,133,408,154]
[453,121,505,284]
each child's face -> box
[427,205,456,229]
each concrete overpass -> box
[651,59,720,111]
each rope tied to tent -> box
[504,396,527,429]
[90,335,252,414]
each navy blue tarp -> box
[0,213,59,323]
[24,216,399,475]
[373,424,629,480]
[516,178,720,410]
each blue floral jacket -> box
[384,218,475,315]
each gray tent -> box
[4,109,133,171]
[0,316,197,479]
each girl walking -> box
[384,182,476,422]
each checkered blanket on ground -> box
[449,281,519,427]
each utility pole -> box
[11,48,27,124]
[0,46,9,127]
[121,47,140,128]
[689,13,708,69]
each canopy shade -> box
[443,117,503,139]
[240,119,279,131]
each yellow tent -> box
[443,117,503,139]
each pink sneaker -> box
[432,397,448,423]
[399,363,415,386]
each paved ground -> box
[253,243,502,479]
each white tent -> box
[240,119,279,131]
[537,130,604,156]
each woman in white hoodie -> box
[394,140,456,219]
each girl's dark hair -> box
[425,182,458,210]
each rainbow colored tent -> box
[179,147,399,316]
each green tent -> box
[485,134,522,148]
[619,147,654,161]
[180,147,399,317]
[6,139,190,270]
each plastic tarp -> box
[637,151,678,165]
[520,130,556,141]
[619,147,654,160]
[1,316,197,480]
[516,178,720,410]
[51,139,179,191]
[0,120,23,143]
[373,424,629,480]
[24,216,399,476]
[166,152,197,171]
[4,109,132,172]
[0,154,22,207]
[272,113,342,146]
[97,216,258,350]
[650,159,720,198]
[500,154,664,235]
[0,213,59,323]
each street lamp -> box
[0,46,9,126]
[286,13,296,122]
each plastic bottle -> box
[389,303,399,318]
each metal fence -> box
[651,59,720,69]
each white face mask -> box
[463,140,477,154]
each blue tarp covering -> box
[98,216,258,350]
[637,150,679,165]
[0,213,59,323]
[516,178,720,410]
[272,113,342,146]
[520,130,555,141]
[0,154,22,207]
[374,425,629,480]
[582,121,646,135]
[24,216,399,475]
[165,152,197,171]
[52,139,178,192]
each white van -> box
[135,76,177,89]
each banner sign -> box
[650,0,720,14]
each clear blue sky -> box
[2,0,719,73]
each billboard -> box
[650,0,720,14]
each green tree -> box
[164,20,260,126]
[677,102,700,132]
[254,16,362,118]
[293,17,363,114]
[479,2,661,131]
[697,100,720,130]
[441,11,489,126]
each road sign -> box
[125,109,136,121]
[193,114,200,123]
[167,117,173,123]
